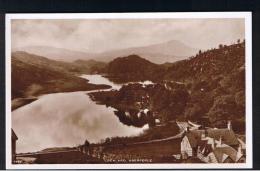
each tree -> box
[184,103,203,119]
[235,91,245,117]
[84,139,90,147]
[207,95,237,126]
[105,137,111,144]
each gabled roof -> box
[207,129,238,146]
[176,121,201,132]
[188,120,201,128]
[12,129,18,140]
[176,121,190,131]
[213,148,225,163]
[213,146,238,162]
[185,128,239,147]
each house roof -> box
[213,148,225,163]
[207,128,239,146]
[12,129,18,140]
[188,120,201,128]
[185,128,239,147]
[176,121,190,131]
[176,121,201,132]
[213,146,238,162]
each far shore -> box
[12,83,112,111]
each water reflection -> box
[80,74,123,90]
[12,75,147,153]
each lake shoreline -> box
[11,81,112,111]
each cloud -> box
[11,18,245,53]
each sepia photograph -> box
[5,12,252,169]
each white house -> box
[180,121,245,163]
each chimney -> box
[227,121,232,130]
[216,136,222,147]
[201,132,206,139]
[238,144,243,155]
[205,129,208,137]
[186,127,190,132]
[212,138,215,149]
[236,144,243,162]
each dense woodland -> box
[91,41,246,134]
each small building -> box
[12,129,18,163]
[180,121,244,163]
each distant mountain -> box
[11,51,111,99]
[95,40,198,64]
[15,40,198,64]
[13,46,95,62]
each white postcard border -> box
[5,12,252,169]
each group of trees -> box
[110,82,190,127]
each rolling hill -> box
[105,54,162,83]
[13,46,95,62]
[12,51,106,74]
[11,52,111,99]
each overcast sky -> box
[11,18,245,53]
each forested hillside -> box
[92,41,246,133]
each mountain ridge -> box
[14,39,198,64]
